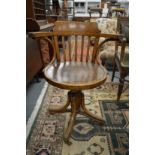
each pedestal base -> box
[48,90,105,145]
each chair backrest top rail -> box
[29,31,123,39]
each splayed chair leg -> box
[49,90,105,145]
[81,92,105,125]
[63,91,81,145]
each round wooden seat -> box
[44,61,107,90]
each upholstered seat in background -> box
[90,18,117,68]
[90,17,129,69]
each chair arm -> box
[43,37,56,65]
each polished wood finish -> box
[44,62,107,90]
[53,21,100,34]
[29,21,123,144]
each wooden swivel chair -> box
[29,21,122,144]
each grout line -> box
[26,82,48,140]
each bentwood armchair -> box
[29,21,122,145]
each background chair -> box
[90,17,118,70]
[111,40,129,103]
[94,16,129,101]
[112,17,129,102]
[29,21,122,145]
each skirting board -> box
[26,82,48,140]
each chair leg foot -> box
[64,138,72,145]
[63,91,81,144]
[63,112,76,145]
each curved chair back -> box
[29,21,122,64]
[52,21,101,63]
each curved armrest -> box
[43,37,56,65]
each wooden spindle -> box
[80,36,84,62]
[62,36,66,62]
[92,37,99,63]
[86,36,90,62]
[54,35,61,62]
[75,35,78,61]
[68,36,71,61]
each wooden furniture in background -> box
[46,0,72,22]
[111,7,126,17]
[26,35,43,85]
[111,38,129,102]
[112,17,129,102]
[26,0,46,20]
[88,8,103,18]
[26,18,54,85]
[29,21,122,144]
[26,0,55,26]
